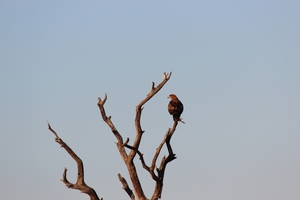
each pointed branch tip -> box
[163,71,172,80]
[98,93,108,105]
[124,138,130,145]
[152,82,155,90]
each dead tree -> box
[97,72,179,200]
[48,72,181,200]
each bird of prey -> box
[168,94,184,123]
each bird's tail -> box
[173,116,185,124]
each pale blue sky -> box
[0,1,299,199]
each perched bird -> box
[168,94,184,123]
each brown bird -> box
[168,94,184,123]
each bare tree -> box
[48,72,182,200]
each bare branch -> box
[124,144,150,172]
[97,94,147,199]
[97,95,128,162]
[48,72,179,200]
[130,72,172,161]
[118,173,135,200]
[61,168,73,188]
[47,121,59,138]
[96,72,177,200]
[138,72,172,109]
[47,123,101,200]
[123,137,130,145]
[150,121,178,200]
[151,82,155,90]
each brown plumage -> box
[168,94,184,123]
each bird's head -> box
[168,94,178,100]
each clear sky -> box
[0,1,299,199]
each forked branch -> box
[97,72,178,200]
[47,122,102,200]
[130,72,172,161]
[150,121,178,200]
[48,72,180,200]
[97,94,147,200]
